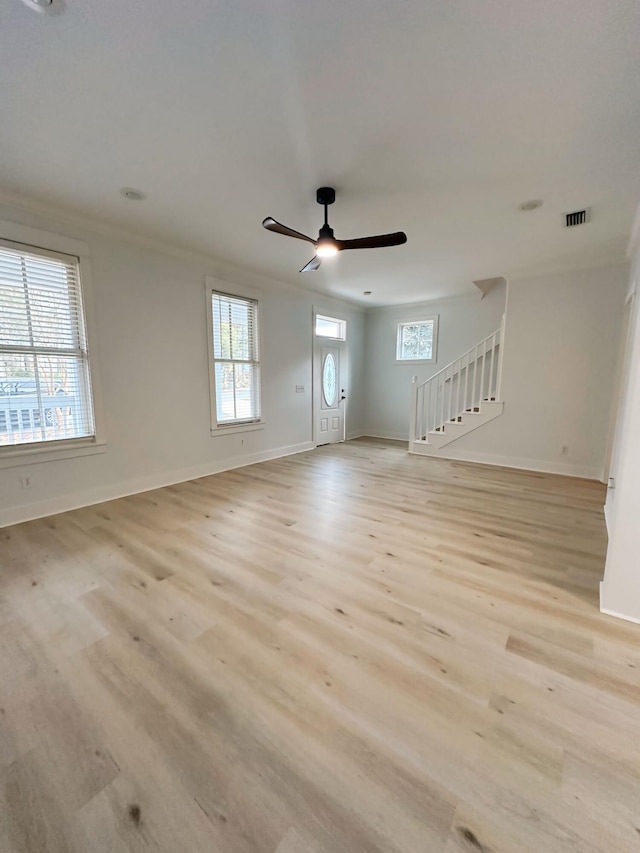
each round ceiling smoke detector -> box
[120,188,147,201]
[19,0,64,14]
[519,200,543,212]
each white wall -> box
[0,202,365,527]
[0,196,629,529]
[600,212,640,623]
[445,265,628,478]
[363,265,628,479]
[363,284,507,440]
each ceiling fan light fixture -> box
[262,187,407,272]
[316,241,339,258]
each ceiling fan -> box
[262,187,407,272]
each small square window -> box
[315,314,346,340]
[396,316,438,363]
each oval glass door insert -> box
[322,353,337,406]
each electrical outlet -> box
[240,438,244,446]
[296,384,305,393]
[20,475,33,489]
[561,445,569,456]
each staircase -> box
[409,319,505,456]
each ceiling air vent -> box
[564,208,591,228]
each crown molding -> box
[365,288,492,313]
[504,256,628,282]
[0,187,365,312]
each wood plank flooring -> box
[1,438,639,852]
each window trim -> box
[395,315,439,364]
[0,221,105,467]
[205,277,264,436]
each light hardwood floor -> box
[1,438,639,852]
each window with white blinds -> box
[0,240,95,449]
[210,290,261,425]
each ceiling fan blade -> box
[336,232,407,251]
[262,217,315,243]
[300,256,321,273]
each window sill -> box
[210,421,265,437]
[0,439,107,469]
[394,358,436,365]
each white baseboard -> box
[599,581,640,625]
[363,411,604,481]
[364,432,600,479]
[410,447,601,480]
[359,431,409,442]
[0,441,315,528]
[346,430,366,440]
[600,607,640,626]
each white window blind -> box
[211,291,261,425]
[0,240,95,449]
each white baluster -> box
[422,381,428,440]
[451,364,455,420]
[409,376,418,444]
[471,345,477,410]
[432,379,437,434]
[496,314,505,401]
[464,352,469,412]
[489,333,496,400]
[451,363,455,422]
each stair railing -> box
[410,319,504,444]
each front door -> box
[314,344,345,445]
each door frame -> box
[312,310,348,447]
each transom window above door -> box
[315,314,346,340]
[396,316,438,363]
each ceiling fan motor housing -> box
[318,224,335,240]
[316,187,336,206]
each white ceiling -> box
[2,0,640,305]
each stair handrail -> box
[413,328,501,392]
[410,318,505,443]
